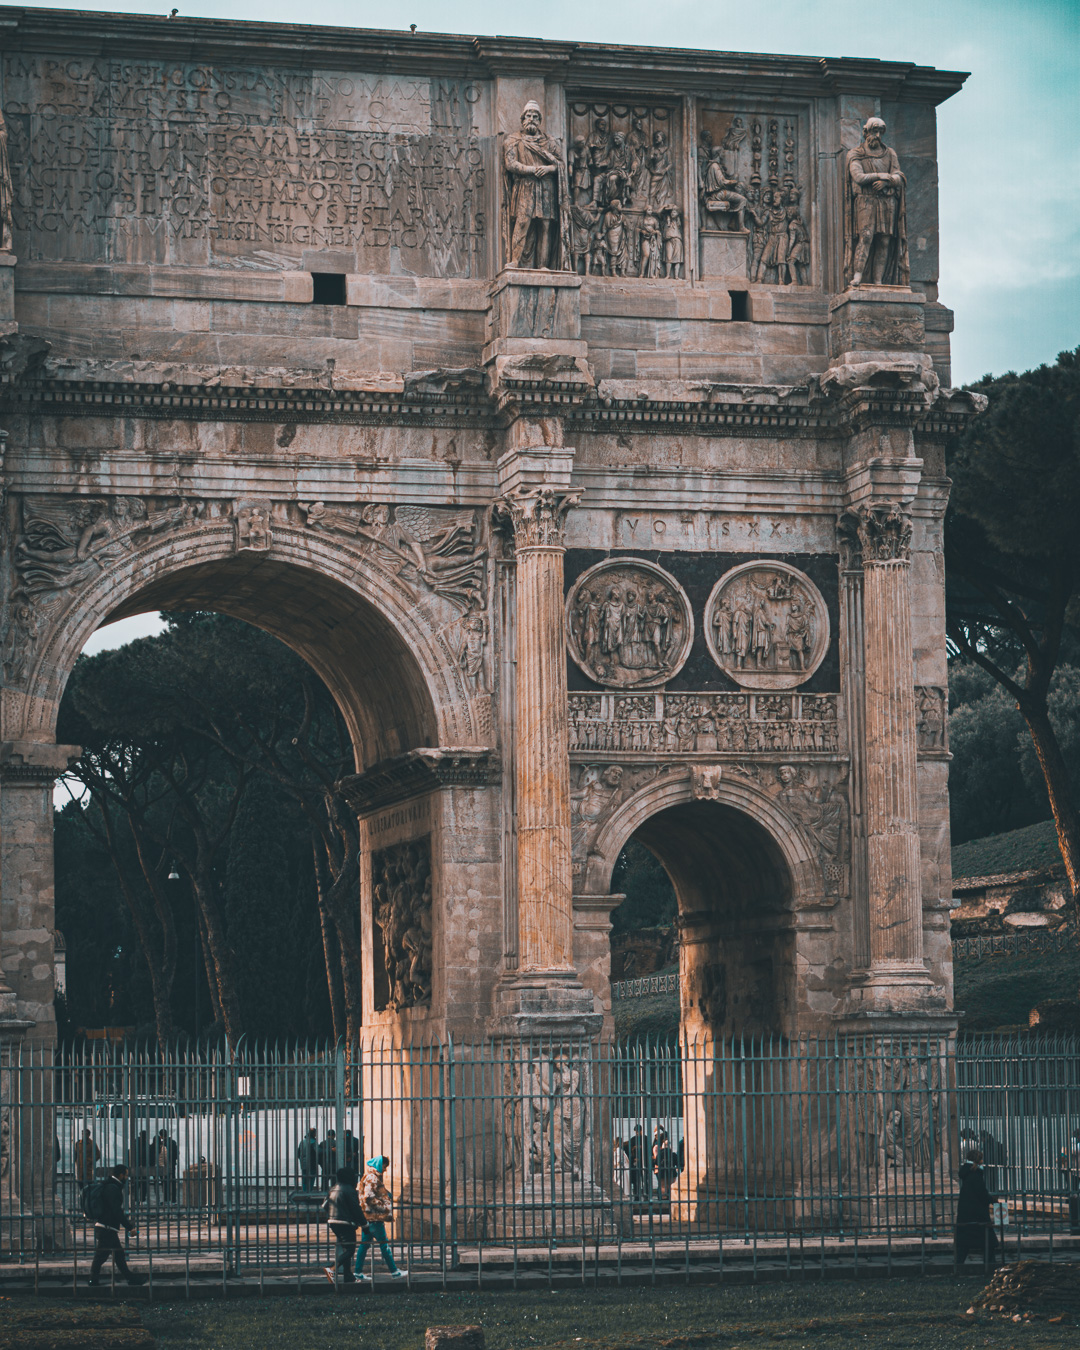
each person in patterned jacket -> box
[354,1155,406,1280]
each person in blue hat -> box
[355,1154,406,1280]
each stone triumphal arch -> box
[0,11,979,1051]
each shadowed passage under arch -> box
[630,800,796,1040]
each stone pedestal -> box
[829,286,925,358]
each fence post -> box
[335,1042,346,1175]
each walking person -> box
[321,1166,364,1285]
[86,1165,147,1287]
[74,1129,99,1185]
[955,1148,998,1270]
[354,1155,406,1281]
[297,1126,318,1192]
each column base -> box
[840,964,950,1024]
[493,970,602,1039]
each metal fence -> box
[611,973,680,1000]
[2,1033,1078,1269]
[952,928,1077,961]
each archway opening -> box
[49,551,446,1052]
[611,800,796,1044]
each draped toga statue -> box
[843,117,909,288]
[503,100,571,270]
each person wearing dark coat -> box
[89,1165,147,1286]
[297,1126,318,1192]
[321,1166,365,1283]
[955,1148,998,1267]
[318,1129,337,1191]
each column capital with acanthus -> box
[494,486,580,553]
[853,501,912,565]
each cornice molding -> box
[0,8,968,104]
[337,747,500,815]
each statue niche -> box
[371,838,433,1012]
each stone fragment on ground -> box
[968,1260,1080,1324]
[425,1326,485,1350]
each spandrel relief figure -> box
[13,495,203,596]
[300,501,485,613]
[844,117,909,287]
[567,560,693,689]
[503,100,570,270]
[705,563,829,690]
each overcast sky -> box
[34,0,1075,656]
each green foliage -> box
[55,612,345,1044]
[952,818,1063,880]
[610,839,677,933]
[954,948,1080,1031]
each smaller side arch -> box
[584,768,823,906]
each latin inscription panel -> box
[2,55,490,273]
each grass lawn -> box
[128,1277,1080,1349]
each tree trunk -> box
[1017,697,1080,926]
[98,803,179,1049]
[190,870,245,1047]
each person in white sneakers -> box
[354,1155,406,1280]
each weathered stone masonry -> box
[0,10,981,1050]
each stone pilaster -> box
[853,505,931,996]
[0,741,80,1042]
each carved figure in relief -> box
[701,152,748,231]
[569,137,592,204]
[586,117,613,199]
[844,117,909,288]
[372,839,433,1011]
[638,211,662,278]
[719,118,747,178]
[775,764,843,859]
[600,203,630,276]
[706,564,829,690]
[567,561,692,689]
[570,764,624,858]
[917,687,945,750]
[0,110,12,253]
[645,131,676,213]
[300,501,484,613]
[661,207,684,279]
[13,496,203,596]
[786,197,810,286]
[457,611,487,689]
[503,101,570,270]
[627,115,651,199]
[600,131,635,209]
[1,590,38,685]
[237,505,271,552]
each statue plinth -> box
[829,286,925,358]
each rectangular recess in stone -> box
[311,272,347,306]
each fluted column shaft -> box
[858,505,923,969]
[499,488,578,973]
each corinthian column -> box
[856,503,925,975]
[497,486,579,974]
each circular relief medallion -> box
[705,562,829,690]
[566,559,693,690]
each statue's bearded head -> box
[863,117,886,149]
[521,101,543,135]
